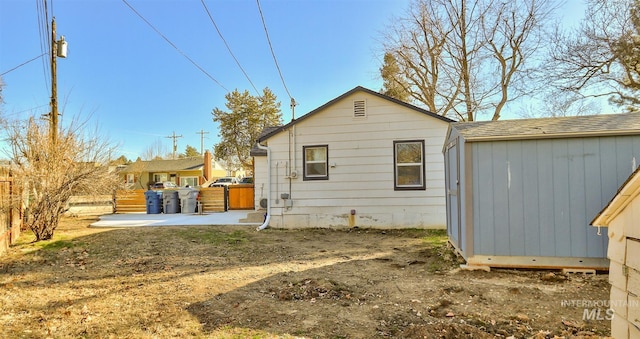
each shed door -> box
[445,140,462,249]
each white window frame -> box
[394,140,425,190]
[180,176,198,187]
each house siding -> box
[253,156,268,209]
[592,168,640,339]
[257,92,450,229]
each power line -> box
[200,0,260,96]
[121,0,228,92]
[2,104,50,118]
[0,53,47,76]
[35,0,51,92]
[256,0,293,101]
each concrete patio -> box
[90,211,263,228]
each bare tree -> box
[2,116,120,241]
[380,0,556,121]
[547,0,640,111]
[518,90,601,118]
[141,138,170,160]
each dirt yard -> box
[0,216,611,338]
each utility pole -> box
[49,17,67,145]
[290,97,297,121]
[196,129,209,155]
[165,131,183,159]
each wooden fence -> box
[198,187,226,212]
[113,189,147,213]
[228,184,255,210]
[0,168,22,256]
[65,195,113,216]
[113,188,227,213]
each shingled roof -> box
[250,126,281,156]
[257,86,453,143]
[452,112,640,141]
[121,157,205,173]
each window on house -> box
[353,99,366,118]
[126,173,135,184]
[153,173,168,183]
[394,140,425,190]
[181,177,198,187]
[303,145,328,180]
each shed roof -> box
[451,112,640,141]
[258,86,453,142]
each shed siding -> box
[521,142,541,256]
[259,92,449,228]
[470,135,640,258]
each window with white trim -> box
[394,140,425,190]
[303,145,328,180]
[181,176,198,187]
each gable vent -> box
[353,100,366,118]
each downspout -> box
[256,143,271,231]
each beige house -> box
[119,151,227,189]
[592,167,640,339]
[251,86,453,229]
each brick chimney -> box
[204,150,212,182]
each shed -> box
[251,86,453,229]
[591,167,640,338]
[444,113,640,269]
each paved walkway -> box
[90,211,262,227]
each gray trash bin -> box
[163,190,180,214]
[178,187,199,213]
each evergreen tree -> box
[212,87,282,169]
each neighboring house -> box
[119,150,227,189]
[591,167,640,339]
[250,86,453,229]
[444,113,640,269]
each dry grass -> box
[0,216,610,338]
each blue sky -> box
[1,0,412,160]
[1,0,584,160]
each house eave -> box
[258,85,453,142]
[591,165,640,227]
